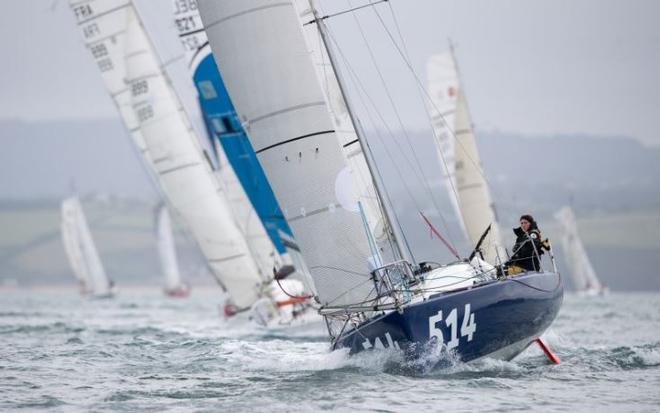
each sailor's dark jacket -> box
[509,227,544,272]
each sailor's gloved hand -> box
[541,238,551,251]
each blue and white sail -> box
[171,0,292,256]
[61,196,114,298]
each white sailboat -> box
[155,204,189,297]
[61,196,115,298]
[198,0,563,366]
[555,206,607,296]
[426,51,506,265]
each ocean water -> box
[1,289,659,412]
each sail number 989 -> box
[428,303,476,350]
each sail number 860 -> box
[428,303,476,350]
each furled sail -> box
[155,205,183,292]
[555,207,604,293]
[198,0,380,307]
[61,196,112,296]
[427,52,505,264]
[171,0,283,275]
[123,4,265,308]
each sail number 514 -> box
[428,303,476,350]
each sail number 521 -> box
[428,303,476,350]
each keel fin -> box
[535,337,560,364]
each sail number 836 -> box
[428,303,476,350]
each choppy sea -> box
[1,289,659,412]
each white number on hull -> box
[428,303,476,350]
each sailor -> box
[503,214,550,275]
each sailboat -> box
[426,50,506,264]
[198,0,562,365]
[61,196,115,298]
[555,206,607,296]
[155,204,189,297]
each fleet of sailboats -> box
[57,0,605,367]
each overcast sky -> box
[1,0,659,146]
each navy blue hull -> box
[335,271,563,363]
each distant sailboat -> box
[427,51,506,264]
[198,0,562,365]
[155,205,189,297]
[60,196,115,298]
[555,206,607,295]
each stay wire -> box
[346,0,458,250]
[368,2,492,191]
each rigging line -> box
[375,1,463,234]
[323,26,425,207]
[304,0,389,25]
[347,0,457,249]
[312,13,399,259]
[368,3,491,190]
[318,16,416,264]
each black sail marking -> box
[255,130,335,154]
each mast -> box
[308,1,414,266]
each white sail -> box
[155,205,183,291]
[60,196,112,297]
[170,1,281,278]
[427,52,505,264]
[555,207,604,293]
[123,4,265,308]
[68,0,150,162]
[198,1,380,307]
[292,1,389,257]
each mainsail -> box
[555,206,604,293]
[427,52,505,264]
[61,196,112,297]
[69,0,266,308]
[198,0,386,307]
[155,205,183,292]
